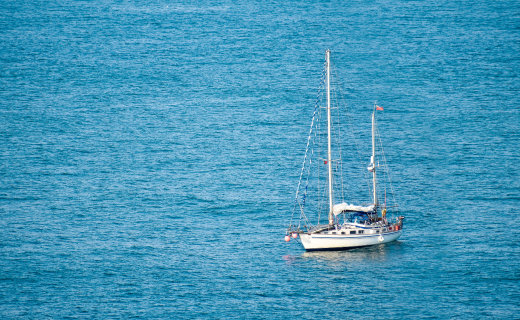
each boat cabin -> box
[341,211,379,225]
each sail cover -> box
[333,202,375,215]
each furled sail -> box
[333,202,375,215]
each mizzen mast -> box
[371,105,378,209]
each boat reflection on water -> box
[303,244,390,263]
[283,241,405,266]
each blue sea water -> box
[1,0,519,318]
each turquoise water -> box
[1,0,519,318]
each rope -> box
[288,62,327,231]
[375,121,401,217]
[333,65,371,204]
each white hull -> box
[299,230,402,251]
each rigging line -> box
[375,121,401,215]
[329,64,355,205]
[293,105,320,228]
[318,105,325,225]
[301,101,321,210]
[299,114,319,226]
[374,123,387,209]
[300,128,319,229]
[317,91,329,226]
[333,66,370,204]
[303,80,326,229]
[333,105,346,204]
[336,100,351,204]
[299,202,311,225]
[317,105,322,225]
[330,67,347,204]
[289,62,327,230]
[332,65,364,203]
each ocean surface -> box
[1,0,519,318]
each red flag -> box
[324,160,327,164]
[376,105,384,111]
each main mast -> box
[326,50,334,225]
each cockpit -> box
[345,212,370,224]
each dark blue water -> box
[1,0,519,318]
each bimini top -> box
[333,202,375,216]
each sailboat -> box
[286,50,404,251]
